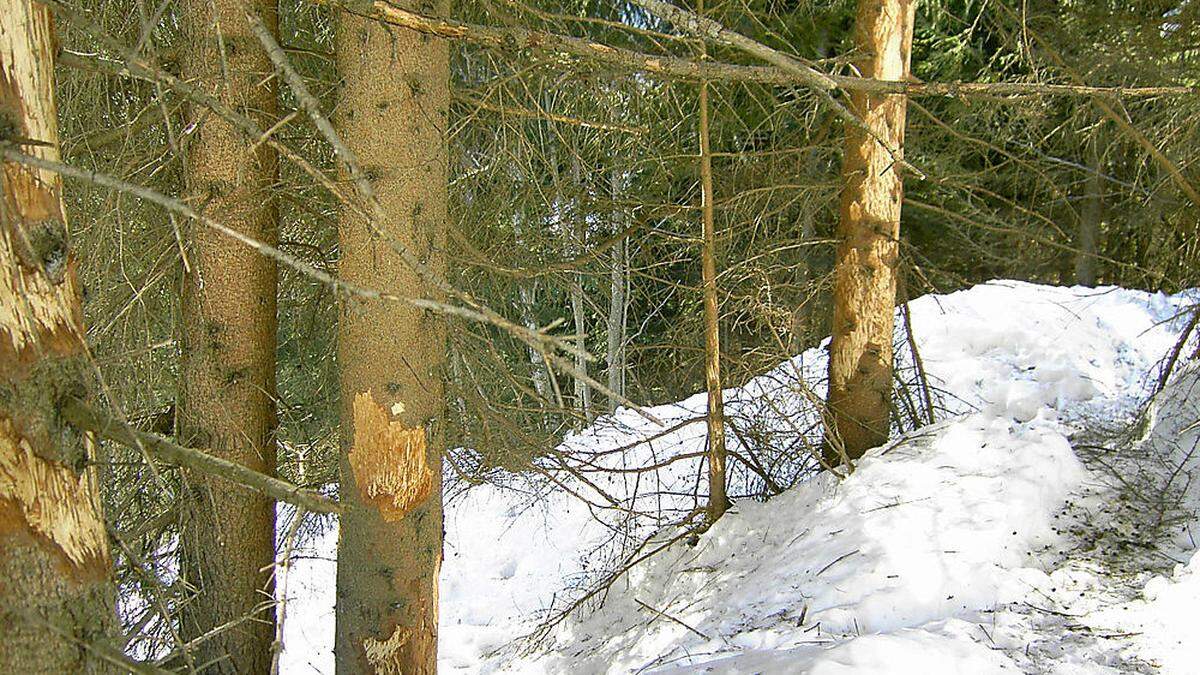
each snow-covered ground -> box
[279,280,1200,673]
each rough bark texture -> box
[698,34,729,522]
[176,0,280,670]
[334,1,449,671]
[826,0,915,463]
[0,1,115,670]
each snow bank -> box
[504,412,1084,673]
[278,281,1198,673]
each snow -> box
[1107,552,1200,674]
[277,281,1200,673]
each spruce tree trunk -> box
[0,1,115,670]
[334,1,449,671]
[697,22,729,521]
[176,0,280,670]
[826,0,915,463]
[607,170,627,409]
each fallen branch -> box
[62,398,341,515]
[328,0,1196,99]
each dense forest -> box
[1,0,1199,672]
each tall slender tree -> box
[607,169,628,409]
[0,0,114,669]
[698,0,729,522]
[176,0,280,670]
[826,0,915,463]
[564,152,591,421]
[334,1,450,671]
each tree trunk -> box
[568,155,592,422]
[607,170,628,409]
[511,216,555,403]
[176,0,280,670]
[697,12,729,522]
[334,1,449,671]
[1075,141,1102,286]
[826,0,915,464]
[0,1,115,670]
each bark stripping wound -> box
[349,391,433,522]
[0,419,107,574]
[826,0,915,464]
[1,1,115,670]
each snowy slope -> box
[278,281,1200,673]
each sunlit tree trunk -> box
[176,0,280,670]
[0,1,114,669]
[698,1,729,521]
[334,1,449,671]
[826,0,915,464]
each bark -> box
[0,1,115,670]
[826,0,915,464]
[334,0,449,671]
[1075,142,1102,286]
[176,0,280,670]
[568,155,592,421]
[697,7,729,522]
[606,170,628,410]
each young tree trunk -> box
[607,170,628,409]
[826,0,915,464]
[0,1,115,669]
[1075,141,1102,286]
[334,2,449,671]
[568,154,592,422]
[511,216,555,403]
[698,25,729,522]
[176,0,280,670]
[517,279,555,402]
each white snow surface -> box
[278,281,1200,673]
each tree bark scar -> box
[349,391,433,522]
[0,418,107,579]
[361,624,409,675]
[1,22,83,379]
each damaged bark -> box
[334,0,449,671]
[1,0,115,670]
[825,0,915,464]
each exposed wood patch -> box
[349,391,433,522]
[361,624,409,675]
[1,0,84,379]
[0,418,107,576]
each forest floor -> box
[279,281,1200,674]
